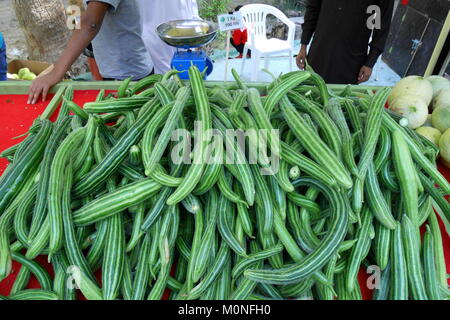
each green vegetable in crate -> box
[0,66,449,301]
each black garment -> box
[301,0,394,84]
[230,38,252,57]
[230,38,245,55]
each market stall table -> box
[0,82,449,300]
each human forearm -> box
[52,27,100,78]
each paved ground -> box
[208,40,401,86]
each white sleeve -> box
[191,0,200,19]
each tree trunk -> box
[12,0,87,76]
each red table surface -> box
[0,92,449,300]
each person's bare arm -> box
[28,2,109,104]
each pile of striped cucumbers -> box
[0,66,448,300]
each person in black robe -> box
[297,0,394,84]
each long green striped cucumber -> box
[228,89,247,120]
[297,188,321,250]
[155,81,176,106]
[230,249,263,300]
[365,163,397,230]
[0,143,19,159]
[417,196,433,227]
[40,85,66,120]
[83,97,151,113]
[13,183,37,248]
[374,126,391,173]
[357,87,390,181]
[268,174,287,221]
[47,128,86,258]
[211,111,255,206]
[117,76,132,98]
[149,164,183,187]
[141,189,172,232]
[390,222,408,300]
[217,193,247,257]
[250,165,273,235]
[373,263,391,300]
[345,207,373,291]
[286,192,321,217]
[379,160,400,192]
[427,210,448,288]
[148,206,179,300]
[74,268,103,300]
[57,85,73,123]
[25,215,50,260]
[85,221,108,271]
[73,178,161,226]
[208,87,234,109]
[10,265,31,295]
[419,172,450,223]
[73,116,97,171]
[217,168,248,207]
[401,215,428,300]
[288,91,342,160]
[286,196,311,252]
[247,88,281,160]
[280,96,352,189]
[102,209,125,300]
[245,178,348,285]
[279,279,315,298]
[61,163,96,283]
[365,103,450,194]
[73,98,160,197]
[0,120,52,213]
[422,226,443,300]
[232,243,284,279]
[167,67,212,205]
[392,130,419,225]
[126,203,146,252]
[215,259,232,300]
[11,252,52,291]
[129,74,162,95]
[0,169,38,279]
[52,253,76,300]
[315,254,338,300]
[193,160,222,195]
[192,188,219,282]
[185,204,205,292]
[374,219,391,271]
[325,98,358,175]
[280,141,337,187]
[271,198,332,286]
[234,183,254,238]
[8,289,60,300]
[144,86,191,176]
[121,255,133,300]
[263,71,311,116]
[131,235,151,300]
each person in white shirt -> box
[137,0,200,75]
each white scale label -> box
[217,12,244,32]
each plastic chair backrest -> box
[239,4,295,45]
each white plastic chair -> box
[239,4,296,81]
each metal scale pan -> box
[157,20,218,79]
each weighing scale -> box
[157,20,218,80]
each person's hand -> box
[27,71,63,104]
[296,45,307,70]
[358,66,372,84]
